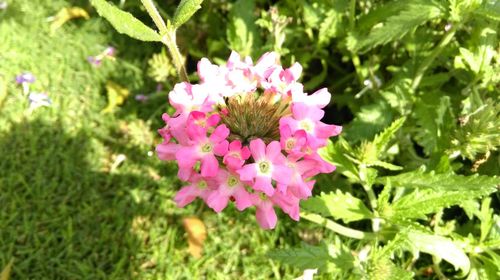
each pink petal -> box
[229,140,242,150]
[174,185,199,207]
[201,154,219,177]
[236,163,257,181]
[233,188,253,210]
[310,88,331,108]
[206,191,230,213]
[214,140,229,156]
[175,146,199,168]
[272,164,292,185]
[288,62,302,81]
[315,123,342,138]
[253,176,274,196]
[249,139,266,160]
[255,204,277,229]
[265,141,282,161]
[156,142,179,161]
[206,114,221,126]
[209,124,230,143]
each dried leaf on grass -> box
[1,259,14,280]
[183,216,207,258]
[49,7,90,33]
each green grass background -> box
[0,1,320,278]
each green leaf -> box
[407,229,470,273]
[318,0,349,45]
[371,117,406,157]
[267,243,332,272]
[380,172,499,221]
[226,0,261,57]
[269,240,354,273]
[344,101,393,143]
[379,171,500,192]
[348,0,444,52]
[319,138,359,181]
[90,0,161,41]
[172,0,204,28]
[301,190,373,223]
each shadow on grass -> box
[0,119,170,279]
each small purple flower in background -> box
[103,46,116,57]
[135,94,149,102]
[87,56,103,67]
[87,46,116,67]
[16,72,36,95]
[15,72,36,84]
[28,92,52,109]
[0,1,7,10]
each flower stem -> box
[300,211,375,240]
[161,31,189,82]
[141,0,167,33]
[411,25,457,91]
[141,0,189,82]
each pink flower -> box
[280,103,342,147]
[169,83,213,115]
[156,51,342,229]
[252,193,278,229]
[206,169,253,212]
[174,174,215,207]
[279,125,307,156]
[175,124,229,180]
[237,139,292,197]
[223,140,251,170]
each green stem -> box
[162,32,189,82]
[301,211,375,240]
[141,0,189,82]
[349,0,356,30]
[141,0,167,33]
[411,25,457,91]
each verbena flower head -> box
[156,51,341,229]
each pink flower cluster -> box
[156,51,341,229]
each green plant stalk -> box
[301,211,375,240]
[141,0,189,82]
[141,0,167,33]
[411,25,458,91]
[162,31,189,82]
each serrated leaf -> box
[91,0,161,41]
[379,171,500,192]
[226,0,261,57]
[268,243,332,271]
[407,229,470,273]
[388,189,488,221]
[371,116,406,157]
[301,190,373,223]
[348,0,444,52]
[319,138,359,181]
[173,0,203,28]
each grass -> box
[0,1,323,278]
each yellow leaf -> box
[1,259,14,280]
[101,81,130,114]
[50,7,90,33]
[183,217,207,258]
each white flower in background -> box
[28,92,52,109]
